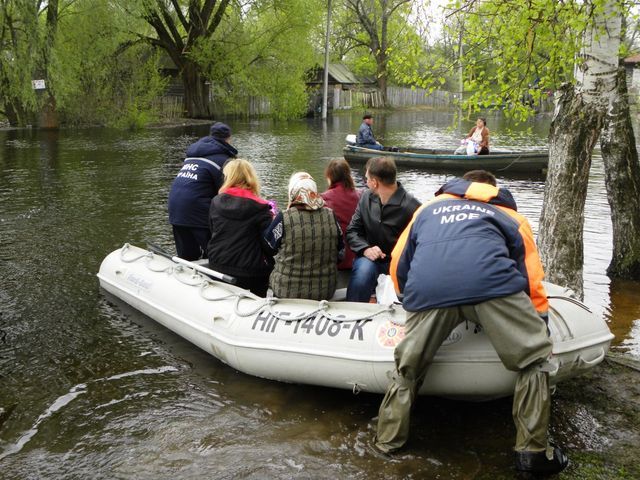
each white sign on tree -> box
[32,80,46,90]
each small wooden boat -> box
[98,244,613,400]
[343,144,549,174]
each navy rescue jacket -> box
[168,136,237,228]
[391,178,548,315]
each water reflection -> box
[0,111,638,478]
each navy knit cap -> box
[210,122,231,139]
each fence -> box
[386,86,452,108]
[156,85,452,119]
[153,95,184,120]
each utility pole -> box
[322,0,332,120]
[457,16,463,130]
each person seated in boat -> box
[356,114,384,150]
[345,157,420,302]
[168,122,237,260]
[321,159,361,270]
[372,169,568,476]
[464,117,490,155]
[207,159,276,297]
[264,172,344,301]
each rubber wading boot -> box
[366,441,398,462]
[515,446,569,475]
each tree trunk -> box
[376,57,388,107]
[4,97,32,127]
[538,85,603,299]
[182,61,211,118]
[600,66,640,279]
[39,0,59,128]
[538,0,621,298]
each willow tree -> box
[189,0,322,119]
[133,0,232,118]
[0,1,49,126]
[51,1,166,127]
[446,0,640,298]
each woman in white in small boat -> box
[465,117,490,155]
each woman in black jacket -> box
[207,159,276,296]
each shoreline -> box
[551,353,640,479]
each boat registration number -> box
[251,311,372,341]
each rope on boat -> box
[120,243,175,274]
[118,244,402,324]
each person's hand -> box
[364,246,386,261]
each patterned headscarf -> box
[287,172,325,211]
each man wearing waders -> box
[373,170,568,475]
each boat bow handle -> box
[540,358,559,376]
[577,348,606,369]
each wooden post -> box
[322,0,332,120]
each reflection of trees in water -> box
[606,278,640,353]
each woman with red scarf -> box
[207,159,276,296]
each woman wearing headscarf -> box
[264,172,344,300]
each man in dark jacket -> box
[168,122,237,260]
[346,157,420,302]
[356,114,383,150]
[373,170,568,476]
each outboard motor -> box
[345,134,357,145]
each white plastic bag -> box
[454,145,467,155]
[466,141,477,156]
[375,274,399,304]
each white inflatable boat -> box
[97,244,614,400]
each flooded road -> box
[0,110,638,478]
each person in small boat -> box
[464,117,490,155]
[264,172,344,300]
[207,159,276,297]
[356,114,384,150]
[345,157,420,302]
[372,169,568,476]
[168,122,237,260]
[321,159,361,270]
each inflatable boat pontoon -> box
[97,244,614,400]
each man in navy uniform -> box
[168,122,237,260]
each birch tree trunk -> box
[600,66,640,279]
[538,0,621,298]
[538,86,602,299]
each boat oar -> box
[146,242,237,285]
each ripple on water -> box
[1,113,638,479]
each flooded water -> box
[1,110,639,478]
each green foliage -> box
[190,0,322,119]
[51,0,166,128]
[435,0,633,122]
[0,0,42,125]
[332,0,430,89]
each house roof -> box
[327,63,359,84]
[307,63,362,85]
[624,54,640,64]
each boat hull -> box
[97,245,613,400]
[343,146,549,174]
